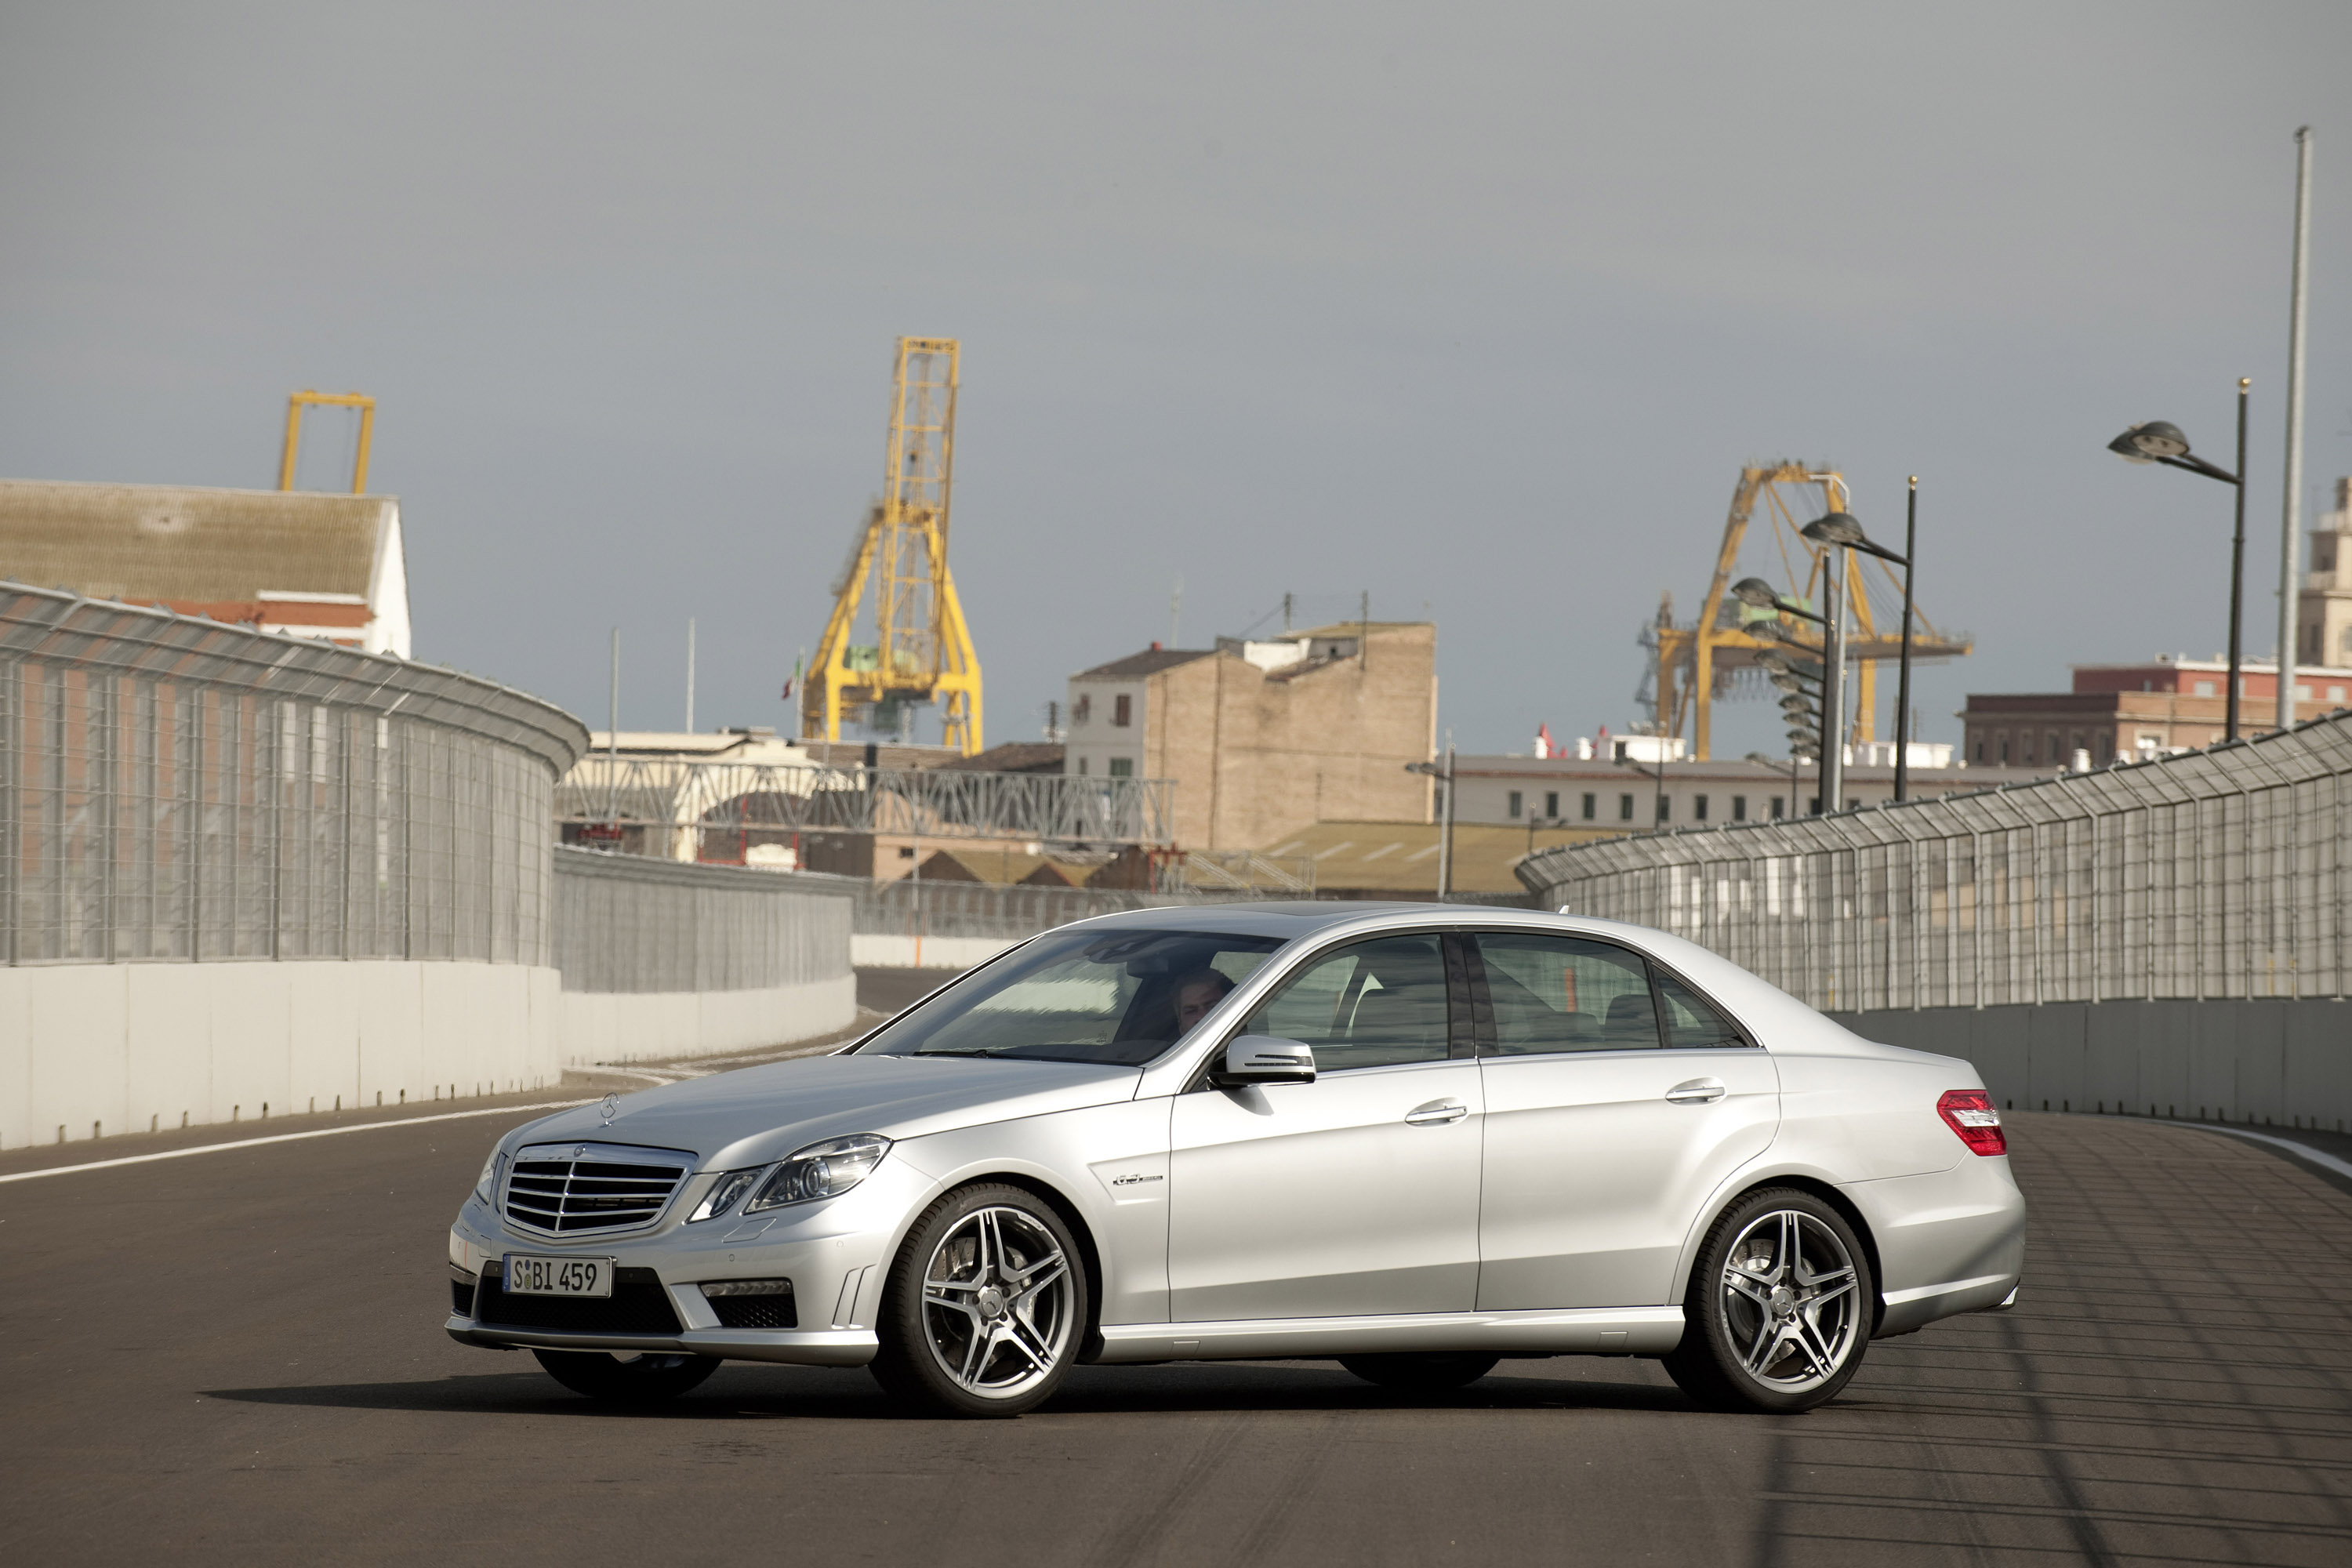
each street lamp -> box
[1738,580,1841,813]
[1796,512,1911,813]
[1404,746,1456,899]
[2107,382,2250,739]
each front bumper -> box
[447,1155,926,1367]
[445,1314,878,1366]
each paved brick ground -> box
[2,1109,2346,1565]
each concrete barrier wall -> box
[1828,1000,2352,1134]
[0,960,564,1150]
[557,973,858,1066]
[850,934,1016,970]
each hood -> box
[508,1052,1142,1171]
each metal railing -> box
[854,878,1287,944]
[0,586,586,966]
[557,754,1174,853]
[1517,712,2352,1011]
[552,848,853,993]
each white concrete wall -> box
[0,961,565,1152]
[557,973,858,1066]
[851,934,1016,970]
[1829,1000,2352,1134]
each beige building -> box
[1066,622,1438,849]
[2299,477,2352,670]
[0,479,411,655]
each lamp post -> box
[1737,579,1838,812]
[1894,480,1918,800]
[1796,512,1911,811]
[1405,742,1457,899]
[2108,384,2249,739]
[1758,644,1826,818]
[1614,732,1670,829]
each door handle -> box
[1404,1100,1468,1126]
[1664,1079,1726,1105]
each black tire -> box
[1664,1187,1874,1414]
[869,1182,1089,1418]
[1338,1352,1501,1393]
[531,1348,720,1403]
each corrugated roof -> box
[0,480,392,603]
[1073,648,1216,680]
[935,741,1068,774]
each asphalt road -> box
[4,1106,2348,1566]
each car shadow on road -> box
[202,1360,1698,1421]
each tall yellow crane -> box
[1655,463,1971,758]
[803,338,984,754]
[278,390,376,492]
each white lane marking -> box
[0,1100,595,1185]
[2194,1123,2352,1182]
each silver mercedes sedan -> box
[445,903,2025,1417]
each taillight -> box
[1938,1090,2005,1156]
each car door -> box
[1470,930,1779,1311]
[1167,931,1484,1322]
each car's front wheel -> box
[531,1348,720,1403]
[1664,1188,1874,1414]
[869,1183,1088,1418]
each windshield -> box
[855,927,1288,1065]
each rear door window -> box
[1471,932,1660,1053]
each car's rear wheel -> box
[869,1183,1088,1418]
[1664,1188,1873,1414]
[1339,1352,1501,1392]
[531,1348,720,1403]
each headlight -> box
[473,1148,504,1206]
[686,1168,763,1224]
[744,1134,891,1212]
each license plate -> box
[503,1254,615,1298]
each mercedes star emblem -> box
[597,1093,619,1124]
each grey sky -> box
[2,2,2345,764]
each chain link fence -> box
[0,586,587,967]
[1518,712,2352,1011]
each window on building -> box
[2194,681,2216,698]
[1655,795,1669,822]
[1808,796,1820,814]
[2294,683,2313,700]
[1770,796,1784,818]
[1112,694,1132,727]
[1974,735,1986,763]
[1581,792,1596,820]
[1544,790,1559,818]
[1998,732,2010,764]
[1077,757,1090,775]
[1618,793,1634,821]
[1732,795,1747,822]
[1693,794,1709,822]
[1508,790,1523,818]
[2330,686,2347,702]
[1073,694,1091,724]
[2045,731,2060,765]
[1109,757,1134,778]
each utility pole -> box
[2278,125,2314,732]
[1437,738,1456,900]
[1170,575,1183,648]
[1820,554,1846,814]
[684,618,696,733]
[605,628,621,827]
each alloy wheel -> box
[918,1204,1076,1400]
[1718,1208,1862,1393]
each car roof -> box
[1065,899,1602,943]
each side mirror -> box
[1215,1034,1316,1086]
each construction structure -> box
[278,390,376,493]
[1650,464,1972,759]
[804,338,984,754]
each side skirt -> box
[1093,1305,1684,1364]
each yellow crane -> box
[803,338,984,754]
[1655,463,1971,758]
[278,390,376,492]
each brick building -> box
[1963,657,2352,765]
[1065,622,1438,849]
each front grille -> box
[503,1142,692,1236]
[475,1265,683,1334]
[702,1281,797,1330]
